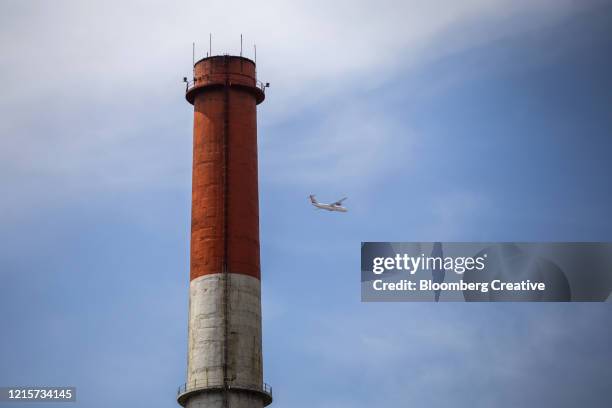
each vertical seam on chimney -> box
[222,55,231,408]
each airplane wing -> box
[332,197,348,206]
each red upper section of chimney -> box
[188,55,264,281]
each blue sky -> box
[1,1,611,407]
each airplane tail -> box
[309,195,318,204]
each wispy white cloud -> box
[0,0,579,102]
[261,100,413,190]
[0,0,589,219]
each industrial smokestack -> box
[177,55,271,408]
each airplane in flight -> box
[309,195,348,212]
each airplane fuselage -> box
[312,203,348,212]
